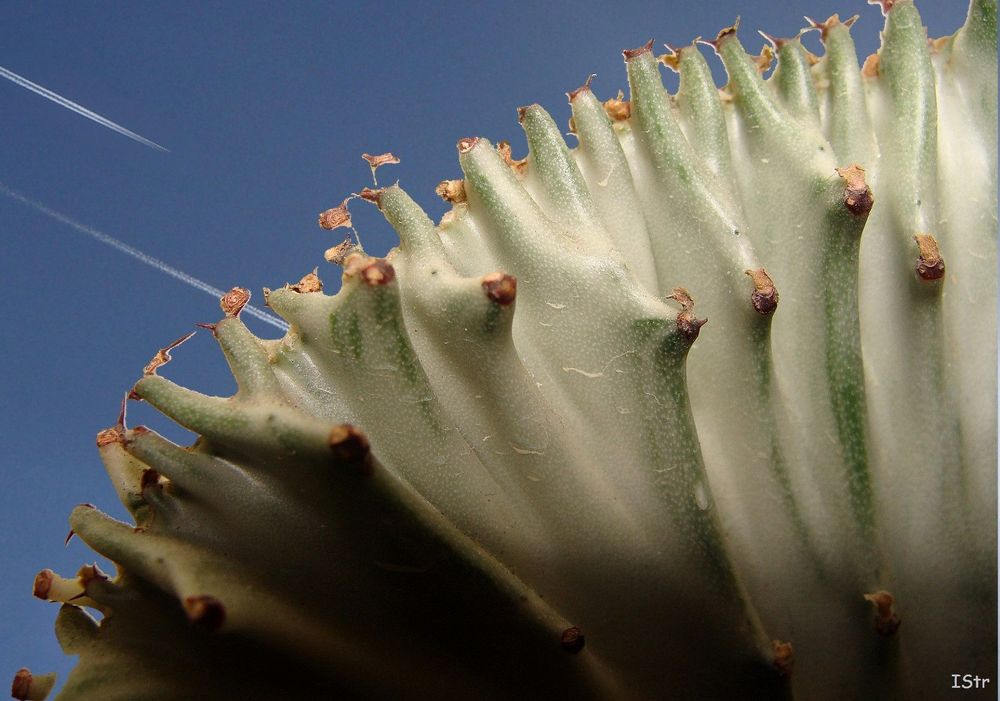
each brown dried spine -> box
[622,39,654,60]
[771,640,794,676]
[496,140,528,174]
[913,234,945,281]
[140,468,162,492]
[481,272,517,306]
[96,425,125,447]
[805,14,859,42]
[329,424,373,474]
[658,44,681,72]
[668,287,707,342]
[560,626,586,653]
[357,187,382,206]
[752,44,776,74]
[746,269,779,315]
[603,91,631,121]
[344,255,395,286]
[361,152,400,185]
[184,594,226,631]
[566,74,596,101]
[220,287,250,318]
[836,165,874,217]
[362,152,400,169]
[457,137,479,154]
[864,590,901,636]
[318,198,353,230]
[290,269,323,293]
[869,0,898,16]
[699,19,740,52]
[324,237,358,266]
[862,53,880,77]
[435,179,466,203]
[143,331,197,376]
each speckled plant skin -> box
[13,1,996,699]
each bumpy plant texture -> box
[15,2,997,699]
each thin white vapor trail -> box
[0,65,169,152]
[1,183,289,332]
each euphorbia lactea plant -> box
[13,1,996,698]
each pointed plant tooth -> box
[457,135,581,269]
[455,129,722,525]
[624,42,766,291]
[932,0,997,576]
[756,165,885,591]
[257,298,357,426]
[859,7,991,682]
[712,22,841,215]
[437,202,497,277]
[567,85,659,291]
[711,27,788,137]
[369,183,448,261]
[260,278,334,344]
[210,315,282,400]
[861,1,967,595]
[131,375,247,443]
[123,426,239,497]
[54,604,99,654]
[819,165,878,560]
[712,34,887,610]
[956,0,999,55]
[517,103,603,237]
[874,0,940,238]
[96,424,151,524]
[33,551,120,612]
[68,505,164,585]
[815,15,876,165]
[67,505,243,631]
[625,46,699,180]
[672,42,737,187]
[951,0,998,134]
[132,375,336,464]
[609,293,784,691]
[763,33,821,124]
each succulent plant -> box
[13,0,996,698]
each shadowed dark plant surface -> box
[8,0,996,699]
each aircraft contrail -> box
[0,65,168,152]
[0,182,289,332]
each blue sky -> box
[0,0,965,692]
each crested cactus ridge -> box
[14,1,997,699]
